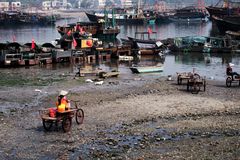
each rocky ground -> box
[0,74,240,160]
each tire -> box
[191,83,200,94]
[43,120,53,131]
[62,117,72,132]
[226,77,232,87]
[177,76,182,85]
[76,109,84,125]
[203,80,206,91]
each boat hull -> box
[212,15,240,33]
[130,66,163,73]
[85,12,151,25]
[206,6,239,18]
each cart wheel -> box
[62,117,72,132]
[191,83,200,94]
[177,76,182,85]
[226,77,232,87]
[187,80,190,91]
[203,80,206,91]
[43,120,53,131]
[76,109,84,124]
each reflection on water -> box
[0,53,239,82]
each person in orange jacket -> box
[56,90,70,112]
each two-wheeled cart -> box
[187,74,206,94]
[39,100,84,132]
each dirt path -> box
[0,76,240,159]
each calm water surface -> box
[0,17,239,81]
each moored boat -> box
[205,0,240,18]
[57,21,120,41]
[226,31,240,40]
[212,15,240,33]
[167,6,209,23]
[85,7,155,25]
[127,31,166,55]
[130,64,164,73]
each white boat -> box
[130,64,164,73]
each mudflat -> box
[0,74,239,159]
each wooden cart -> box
[187,74,206,94]
[39,101,84,132]
[176,72,193,85]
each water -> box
[0,17,239,81]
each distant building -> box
[0,2,21,11]
[0,2,9,11]
[11,2,21,10]
[42,0,72,10]
[121,0,133,8]
[98,0,106,8]
[154,1,167,12]
[42,1,52,10]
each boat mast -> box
[112,8,115,28]
[137,0,141,16]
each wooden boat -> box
[168,36,206,53]
[85,7,155,25]
[37,43,56,64]
[130,64,164,73]
[206,0,240,18]
[0,42,25,66]
[167,6,208,23]
[226,31,240,40]
[127,31,166,55]
[0,11,56,26]
[206,6,240,17]
[57,21,120,40]
[98,70,120,78]
[212,15,240,33]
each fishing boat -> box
[85,10,153,25]
[21,43,39,66]
[202,36,240,53]
[57,20,120,41]
[205,0,240,18]
[127,31,166,55]
[37,43,56,64]
[0,11,56,25]
[167,36,206,53]
[85,0,155,25]
[212,15,240,33]
[0,42,25,66]
[130,64,164,73]
[167,6,209,23]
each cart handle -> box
[69,100,80,109]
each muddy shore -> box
[0,73,239,159]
